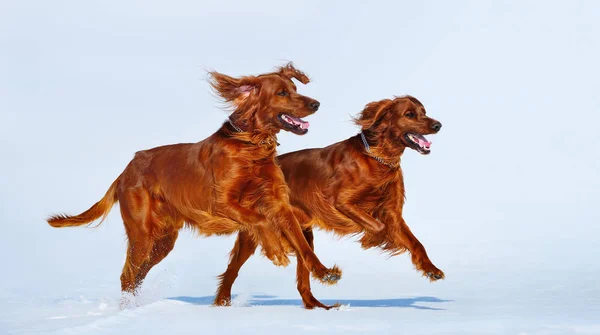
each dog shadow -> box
[168,294,451,310]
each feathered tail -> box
[47,176,120,228]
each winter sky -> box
[1,1,599,334]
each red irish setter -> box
[216,95,444,309]
[47,63,342,297]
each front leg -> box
[296,228,340,310]
[387,219,445,281]
[220,200,266,224]
[271,207,342,285]
[335,202,385,233]
[217,201,290,267]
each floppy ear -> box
[209,71,259,105]
[278,62,310,84]
[354,99,395,130]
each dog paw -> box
[213,296,232,307]
[119,292,138,310]
[424,268,445,281]
[324,302,342,310]
[314,265,342,285]
[305,302,341,310]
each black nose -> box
[431,121,442,132]
[309,101,320,111]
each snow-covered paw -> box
[305,302,341,310]
[213,296,231,307]
[425,269,445,281]
[119,292,138,310]
[323,272,341,283]
[324,302,342,310]
[314,265,342,285]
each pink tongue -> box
[416,137,431,149]
[289,117,310,129]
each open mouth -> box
[404,133,432,154]
[278,114,309,135]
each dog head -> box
[355,96,442,155]
[209,63,319,135]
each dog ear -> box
[354,99,395,130]
[278,62,310,84]
[209,71,259,105]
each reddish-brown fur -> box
[217,96,444,309]
[46,63,342,298]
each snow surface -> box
[2,257,599,334]
[2,1,600,334]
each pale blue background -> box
[1,1,599,334]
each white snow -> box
[2,1,600,334]
[1,228,599,334]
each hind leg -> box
[121,237,153,294]
[118,187,176,294]
[214,230,257,306]
[134,230,180,286]
[119,188,155,294]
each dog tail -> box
[47,176,120,228]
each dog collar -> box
[228,118,244,133]
[360,132,397,168]
[228,118,280,147]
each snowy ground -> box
[1,222,599,335]
[5,296,600,335]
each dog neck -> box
[359,132,400,169]
[227,117,280,148]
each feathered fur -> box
[216,95,444,309]
[46,63,341,295]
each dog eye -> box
[406,112,415,118]
[277,90,288,97]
